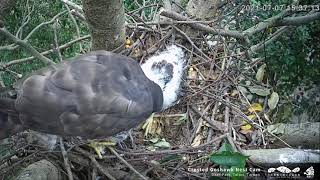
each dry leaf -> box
[188,67,197,79]
[231,89,239,97]
[191,134,203,147]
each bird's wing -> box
[15,51,163,138]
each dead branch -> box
[108,147,148,180]
[75,147,116,180]
[59,138,74,180]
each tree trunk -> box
[82,0,125,51]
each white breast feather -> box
[141,45,185,110]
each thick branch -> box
[160,10,245,39]
[244,10,289,36]
[276,12,320,26]
[244,148,320,165]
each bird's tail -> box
[141,45,185,109]
[0,89,22,139]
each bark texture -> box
[83,0,125,51]
[243,148,320,165]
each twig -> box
[153,113,186,118]
[108,147,148,180]
[201,91,292,147]
[249,26,289,56]
[53,20,63,62]
[117,133,227,156]
[59,137,74,180]
[172,25,210,62]
[190,103,212,143]
[190,105,226,131]
[75,147,116,180]
[60,0,83,13]
[64,3,83,52]
[25,11,68,41]
[15,0,34,39]
[126,20,214,26]
[243,0,299,36]
[223,90,230,133]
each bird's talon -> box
[88,141,116,159]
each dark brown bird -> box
[0,51,163,139]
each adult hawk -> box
[0,45,185,140]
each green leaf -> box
[210,141,249,168]
[218,141,234,152]
[248,86,271,96]
[237,86,248,94]
[149,138,159,143]
[210,151,249,167]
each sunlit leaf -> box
[240,124,252,131]
[248,103,263,113]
